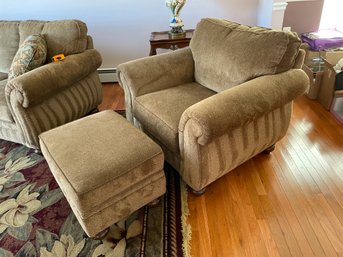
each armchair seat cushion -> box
[0,80,13,122]
[134,82,215,153]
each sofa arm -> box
[117,47,194,98]
[5,49,102,108]
[179,69,309,145]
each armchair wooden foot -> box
[263,144,276,154]
[192,187,207,196]
[86,107,99,116]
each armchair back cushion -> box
[0,20,88,73]
[190,18,302,92]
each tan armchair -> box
[118,18,309,194]
[0,20,102,149]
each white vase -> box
[165,0,186,34]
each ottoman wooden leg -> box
[148,197,161,206]
[91,227,109,240]
[263,144,275,154]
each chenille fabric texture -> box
[118,18,310,191]
[39,111,166,237]
[0,20,103,149]
[190,18,302,92]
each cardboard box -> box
[331,91,343,124]
[302,64,323,99]
[317,52,343,110]
[304,49,323,67]
[303,48,343,67]
[302,47,343,110]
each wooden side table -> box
[149,29,194,56]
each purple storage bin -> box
[301,30,343,51]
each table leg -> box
[149,47,157,56]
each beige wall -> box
[283,0,324,35]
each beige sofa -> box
[118,18,309,193]
[0,20,103,149]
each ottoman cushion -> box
[39,110,166,237]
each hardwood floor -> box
[101,83,343,257]
[188,96,343,257]
[98,83,125,111]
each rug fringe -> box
[180,180,192,257]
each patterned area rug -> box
[0,139,189,257]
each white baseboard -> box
[97,68,117,83]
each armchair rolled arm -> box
[179,69,309,145]
[5,49,102,108]
[117,47,194,98]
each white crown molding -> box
[273,2,288,11]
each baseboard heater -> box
[97,68,118,83]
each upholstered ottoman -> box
[39,110,166,237]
